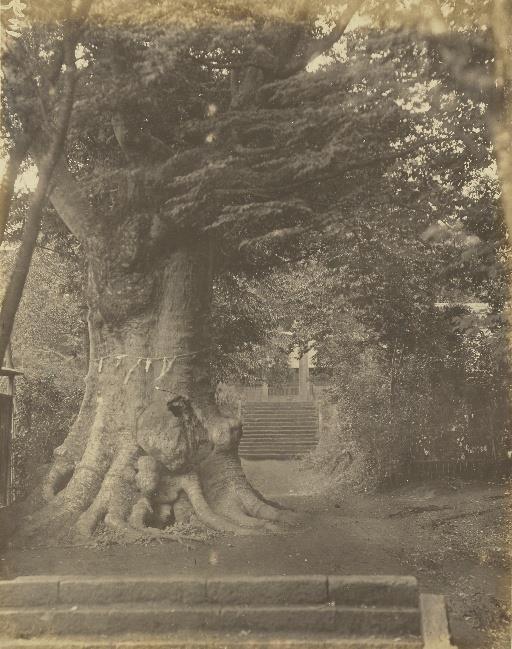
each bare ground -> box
[0,460,510,649]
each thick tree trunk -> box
[17,240,296,545]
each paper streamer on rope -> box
[156,357,169,381]
[124,358,142,384]
[91,348,211,383]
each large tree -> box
[9,0,403,542]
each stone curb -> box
[329,577,419,608]
[0,605,422,637]
[0,638,424,649]
[206,575,328,605]
[59,577,206,606]
[0,577,60,607]
[0,576,419,608]
[420,594,456,649]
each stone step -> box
[240,446,313,450]
[243,414,318,424]
[241,438,317,443]
[243,402,316,407]
[243,417,317,421]
[243,420,318,426]
[242,438,316,442]
[243,412,317,417]
[243,404,317,408]
[0,576,457,648]
[241,437,316,442]
[241,432,318,437]
[241,431,318,437]
[238,454,315,460]
[242,432,317,437]
[243,409,317,412]
[243,433,317,438]
[242,412,317,416]
[241,396,319,460]
[242,410,317,415]
[242,410,317,414]
[239,453,312,459]
[239,440,317,446]
[242,426,316,437]
[239,450,314,455]
[0,576,420,608]
[242,405,317,409]
[243,404,317,409]
[240,451,316,461]
[242,435,317,439]
[242,429,318,435]
[243,422,317,426]
[243,421,318,426]
[240,446,316,451]
[243,420,317,425]
[239,452,314,458]
[0,604,422,638]
[242,426,317,437]
[242,412,318,417]
[243,423,318,428]
[0,635,425,648]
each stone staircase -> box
[239,401,318,460]
[0,574,455,647]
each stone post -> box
[298,352,310,400]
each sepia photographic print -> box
[0,1,510,648]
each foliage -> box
[12,375,83,500]
[0,248,87,498]
[3,23,434,272]
[211,272,283,384]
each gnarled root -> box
[43,457,75,502]
[16,396,300,546]
[198,449,301,530]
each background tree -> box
[261,28,510,489]
[0,246,87,500]
[0,0,93,364]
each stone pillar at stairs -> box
[298,353,310,400]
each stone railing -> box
[233,383,331,403]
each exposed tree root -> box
[15,394,300,546]
[199,448,300,527]
[43,372,100,501]
[43,457,75,502]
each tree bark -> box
[17,238,296,544]
[0,136,30,247]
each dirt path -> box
[1,461,510,649]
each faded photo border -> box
[0,1,511,648]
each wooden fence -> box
[385,457,512,486]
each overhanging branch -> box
[282,0,365,77]
[0,135,30,246]
[47,162,100,242]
